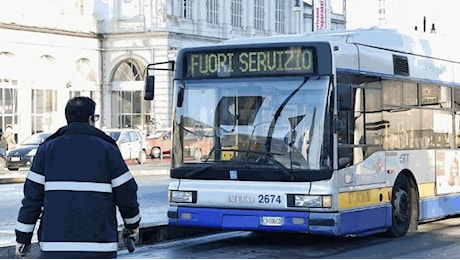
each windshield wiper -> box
[245,121,271,160]
[265,77,310,154]
[184,164,213,178]
[260,153,296,181]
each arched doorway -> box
[111,58,152,133]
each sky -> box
[342,0,459,37]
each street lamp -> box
[414,16,436,34]
[430,23,436,34]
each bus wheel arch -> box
[386,170,419,237]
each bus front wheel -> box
[386,174,416,237]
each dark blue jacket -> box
[15,123,141,258]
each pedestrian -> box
[15,96,141,258]
[3,124,16,150]
[0,128,7,150]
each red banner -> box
[313,0,331,31]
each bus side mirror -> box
[144,75,155,100]
[177,87,184,107]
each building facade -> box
[0,0,345,143]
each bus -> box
[144,28,460,237]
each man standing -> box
[15,96,141,258]
[3,124,16,150]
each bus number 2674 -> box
[258,194,282,204]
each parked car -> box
[184,130,214,160]
[146,128,172,159]
[6,132,52,171]
[104,128,147,164]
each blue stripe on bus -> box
[419,195,460,221]
[337,205,392,236]
[170,205,392,236]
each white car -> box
[104,128,147,164]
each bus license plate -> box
[261,216,284,226]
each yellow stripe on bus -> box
[338,183,435,210]
[417,182,436,198]
[338,188,392,210]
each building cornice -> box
[103,30,224,42]
[0,22,97,38]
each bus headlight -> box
[170,190,197,203]
[287,194,332,208]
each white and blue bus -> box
[144,28,460,237]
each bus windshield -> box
[173,76,332,172]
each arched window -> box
[118,0,141,19]
[35,54,57,83]
[0,52,16,80]
[31,54,58,134]
[74,58,96,81]
[113,59,144,81]
[69,58,98,101]
[40,54,55,62]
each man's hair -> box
[65,96,96,124]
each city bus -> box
[144,28,460,237]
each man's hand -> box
[123,227,139,238]
[122,228,139,253]
[15,243,31,257]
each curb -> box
[0,175,25,184]
[0,168,170,184]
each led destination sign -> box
[185,46,315,79]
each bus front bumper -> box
[168,205,391,236]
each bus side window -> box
[363,86,383,157]
[337,84,353,168]
[455,89,460,147]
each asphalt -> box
[0,162,216,258]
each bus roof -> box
[220,27,459,63]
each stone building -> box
[0,0,345,142]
